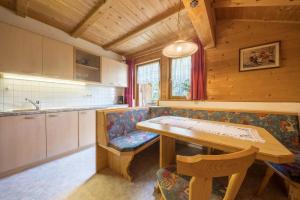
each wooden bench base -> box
[96,137,159,181]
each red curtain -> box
[124,59,135,107]
[191,38,206,100]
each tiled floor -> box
[0,144,288,200]
[0,147,96,200]
[67,144,288,200]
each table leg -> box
[160,135,175,168]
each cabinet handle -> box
[80,111,87,114]
[48,114,58,117]
[24,116,36,120]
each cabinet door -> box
[43,37,74,80]
[0,22,43,74]
[46,111,78,158]
[117,63,128,87]
[79,110,96,147]
[0,114,46,174]
[101,57,115,85]
[101,57,128,87]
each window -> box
[137,61,160,106]
[170,56,192,98]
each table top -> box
[137,116,294,164]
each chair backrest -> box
[176,146,258,200]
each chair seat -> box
[108,130,158,152]
[269,148,300,183]
[156,166,226,200]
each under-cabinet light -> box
[1,73,86,86]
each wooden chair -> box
[156,146,258,200]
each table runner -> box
[149,116,265,143]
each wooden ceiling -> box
[0,0,299,58]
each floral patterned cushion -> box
[149,106,172,118]
[156,166,226,200]
[108,130,158,152]
[269,148,300,183]
[106,108,149,141]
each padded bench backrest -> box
[105,108,149,141]
[149,106,300,148]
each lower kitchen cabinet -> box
[0,114,46,174]
[46,111,79,158]
[79,110,96,147]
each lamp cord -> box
[177,0,181,33]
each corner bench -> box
[96,108,159,181]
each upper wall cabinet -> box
[0,22,43,75]
[101,57,128,87]
[75,49,100,82]
[42,37,74,80]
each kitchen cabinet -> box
[79,110,96,147]
[75,49,100,82]
[42,37,74,80]
[101,57,128,87]
[0,114,46,174]
[0,22,43,75]
[46,111,78,158]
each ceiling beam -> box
[71,0,107,38]
[102,4,182,50]
[182,0,215,48]
[16,0,29,17]
[220,18,300,24]
[213,0,300,8]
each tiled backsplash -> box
[0,78,124,112]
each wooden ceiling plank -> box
[102,3,182,50]
[213,0,300,8]
[16,0,29,17]
[71,0,107,37]
[182,0,216,48]
[124,27,196,58]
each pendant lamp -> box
[162,1,198,58]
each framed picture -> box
[239,41,280,71]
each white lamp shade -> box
[162,40,198,58]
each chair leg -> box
[154,181,160,193]
[257,166,275,196]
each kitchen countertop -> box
[0,104,129,117]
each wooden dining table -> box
[136,116,294,168]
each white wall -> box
[0,78,123,111]
[159,101,300,114]
[0,6,122,61]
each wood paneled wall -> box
[206,20,300,102]
[133,20,300,102]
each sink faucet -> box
[25,98,40,110]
